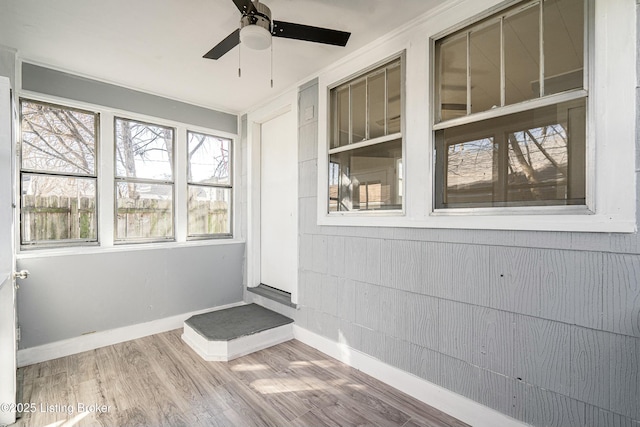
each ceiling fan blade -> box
[203,28,240,60]
[232,0,257,14]
[272,20,350,47]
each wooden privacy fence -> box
[21,195,229,241]
[116,198,173,239]
[117,199,229,238]
[188,199,230,235]
[22,195,96,242]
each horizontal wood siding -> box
[285,75,640,427]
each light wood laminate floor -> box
[15,330,469,427]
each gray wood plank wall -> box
[279,20,640,424]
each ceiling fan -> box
[203,0,351,60]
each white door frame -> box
[246,89,298,304]
[0,76,17,427]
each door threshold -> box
[247,284,296,308]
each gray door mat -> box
[184,303,293,341]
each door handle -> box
[13,270,30,280]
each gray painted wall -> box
[286,38,640,426]
[15,61,245,350]
[17,243,244,348]
[22,63,238,134]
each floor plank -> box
[14,330,469,427]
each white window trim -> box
[113,116,177,244]
[327,54,405,215]
[15,89,242,256]
[317,0,636,233]
[186,130,234,240]
[319,47,411,218]
[18,98,101,248]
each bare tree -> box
[114,118,174,200]
[188,132,229,184]
[22,102,95,175]
[21,101,97,198]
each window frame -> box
[15,89,240,255]
[113,116,176,244]
[186,130,234,240]
[432,0,589,211]
[316,0,636,233]
[325,52,406,216]
[18,98,100,249]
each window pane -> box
[332,86,350,148]
[115,182,173,240]
[504,4,541,104]
[330,57,402,147]
[442,137,499,206]
[115,118,174,181]
[188,132,231,185]
[329,139,402,212]
[436,98,586,208]
[21,101,96,175]
[188,186,231,236]
[21,174,96,244]
[543,0,584,95]
[438,34,468,121]
[387,62,401,134]
[470,21,501,113]
[368,70,386,139]
[351,79,367,142]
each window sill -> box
[16,238,246,259]
[317,208,636,233]
[327,209,404,217]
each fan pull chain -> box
[238,42,242,78]
[270,42,273,88]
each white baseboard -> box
[18,310,527,427]
[182,323,293,362]
[292,325,528,427]
[17,301,246,367]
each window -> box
[328,56,403,212]
[19,99,98,247]
[114,118,174,242]
[317,0,632,232]
[434,0,586,209]
[187,131,232,238]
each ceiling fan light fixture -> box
[202,0,351,60]
[240,24,272,50]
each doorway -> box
[260,108,297,295]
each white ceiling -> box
[0,0,446,114]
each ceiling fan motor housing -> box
[240,1,272,32]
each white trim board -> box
[245,88,300,304]
[292,325,528,427]
[182,323,293,362]
[17,301,246,367]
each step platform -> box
[182,303,294,361]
